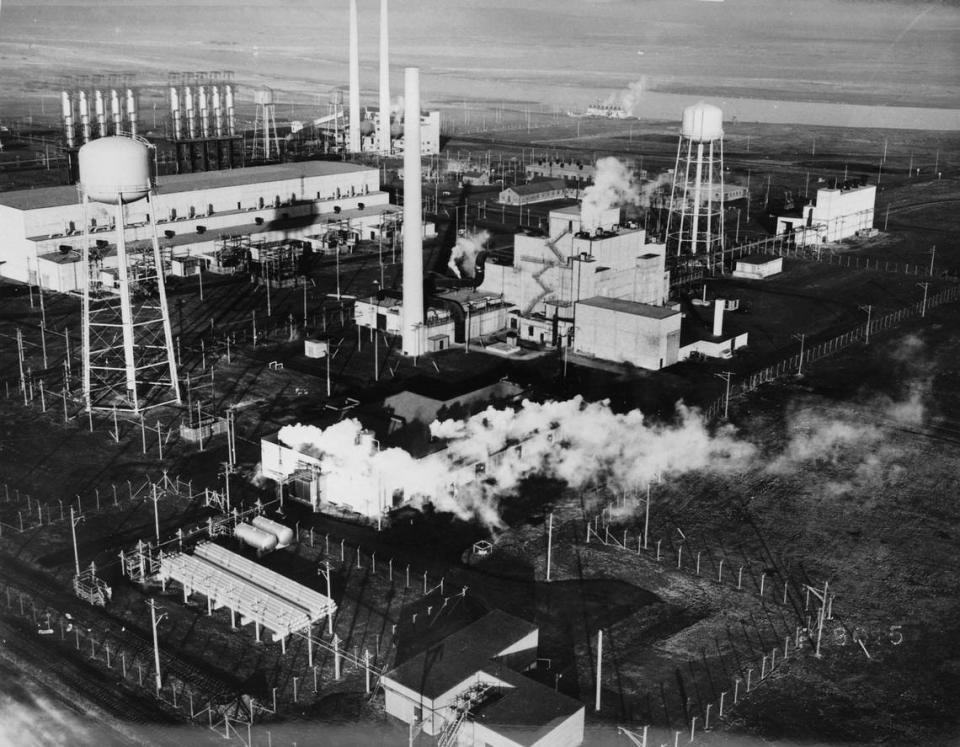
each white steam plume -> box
[276,397,755,527]
[448,229,490,279]
[602,78,646,116]
[580,157,640,232]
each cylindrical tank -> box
[234,522,278,553]
[224,84,236,136]
[78,91,91,144]
[110,89,122,134]
[125,89,138,137]
[169,86,182,140]
[184,85,196,138]
[94,90,107,139]
[254,87,274,106]
[681,102,723,143]
[61,91,75,149]
[198,85,209,138]
[78,136,152,204]
[251,516,295,548]
[211,85,223,137]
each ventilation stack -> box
[79,136,180,413]
[665,102,725,268]
[348,0,361,152]
[378,0,391,154]
[401,67,425,357]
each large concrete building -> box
[776,182,876,246]
[382,610,584,746]
[0,160,394,290]
[362,108,441,156]
[478,205,670,348]
[573,296,682,370]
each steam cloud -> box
[580,157,641,231]
[448,229,490,279]
[277,397,755,527]
[602,78,646,117]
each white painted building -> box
[0,160,390,289]
[479,205,671,348]
[499,179,569,206]
[362,109,441,156]
[573,296,682,370]
[776,183,876,246]
[382,610,584,746]
[732,255,783,279]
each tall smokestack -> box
[94,90,106,139]
[61,91,75,149]
[126,89,138,137]
[169,86,182,140]
[224,84,236,136]
[110,89,122,135]
[713,299,724,337]
[401,67,424,357]
[348,0,361,152]
[378,0,390,154]
[78,91,91,144]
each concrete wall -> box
[574,303,681,370]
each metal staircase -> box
[437,682,496,747]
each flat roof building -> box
[573,296,682,370]
[776,182,876,246]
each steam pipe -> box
[126,88,138,137]
[61,91,75,149]
[78,91,91,144]
[348,0,361,152]
[110,89,122,135]
[378,0,390,154]
[401,67,424,356]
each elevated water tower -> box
[252,86,280,161]
[79,136,181,413]
[666,102,725,265]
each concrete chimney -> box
[61,91,75,148]
[713,299,724,337]
[348,0,361,153]
[378,0,390,154]
[401,67,424,357]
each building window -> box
[527,325,533,337]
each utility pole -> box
[793,332,806,376]
[148,598,166,695]
[859,304,873,344]
[70,507,81,578]
[918,282,930,317]
[715,371,734,420]
[318,561,334,634]
[929,245,936,277]
[643,484,650,549]
[546,512,554,582]
[595,629,603,713]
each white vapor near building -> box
[580,156,643,232]
[261,396,755,527]
[448,229,490,279]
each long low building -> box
[158,541,336,644]
[0,159,389,286]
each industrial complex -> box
[0,1,958,747]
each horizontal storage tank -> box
[681,102,724,143]
[234,522,278,553]
[78,136,151,204]
[252,516,295,548]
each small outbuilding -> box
[732,255,783,280]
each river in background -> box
[0,0,958,126]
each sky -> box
[0,0,957,114]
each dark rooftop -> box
[384,609,538,700]
[503,179,567,196]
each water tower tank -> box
[254,87,274,106]
[78,136,151,204]
[681,102,724,143]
